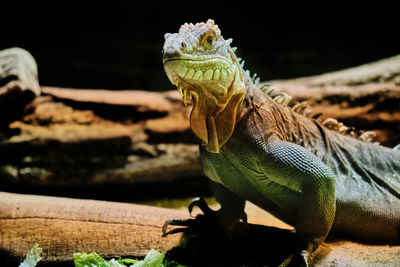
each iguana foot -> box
[162,197,247,237]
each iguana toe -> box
[188,197,213,216]
[162,217,196,237]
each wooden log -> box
[41,87,173,113]
[269,54,400,146]
[0,191,187,263]
[0,87,201,188]
[1,192,399,266]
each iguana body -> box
[162,20,400,263]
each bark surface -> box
[1,192,399,266]
[0,192,186,262]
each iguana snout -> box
[162,33,188,62]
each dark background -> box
[1,1,399,90]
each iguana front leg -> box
[209,181,248,228]
[260,137,336,261]
[162,181,246,236]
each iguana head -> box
[163,19,245,153]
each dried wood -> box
[269,54,400,146]
[0,191,186,262]
[1,192,399,266]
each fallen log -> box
[0,191,187,264]
[269,54,400,146]
[1,192,399,266]
[0,87,202,190]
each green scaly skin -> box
[162,19,400,264]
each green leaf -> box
[73,249,185,267]
[19,243,42,267]
[73,252,112,267]
[109,259,128,267]
[131,249,164,267]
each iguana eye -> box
[206,35,214,45]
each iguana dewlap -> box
[162,19,400,264]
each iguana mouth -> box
[163,56,229,63]
[163,58,233,85]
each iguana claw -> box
[162,217,196,237]
[162,197,215,237]
[162,197,248,237]
[188,197,213,216]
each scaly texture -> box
[163,19,400,265]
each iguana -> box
[162,19,400,265]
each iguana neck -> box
[190,69,246,153]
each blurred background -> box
[1,1,399,90]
